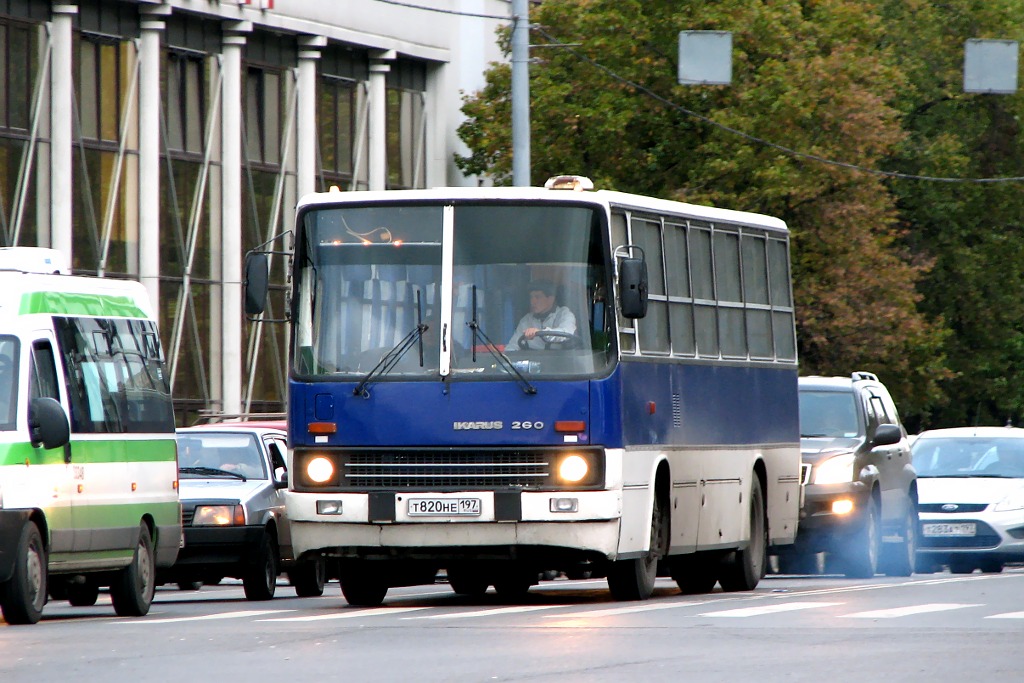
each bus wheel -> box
[669,555,718,595]
[110,523,155,617]
[340,564,388,606]
[289,557,327,597]
[0,521,47,625]
[608,490,668,601]
[243,532,279,601]
[67,581,100,606]
[719,472,767,592]
[447,567,489,597]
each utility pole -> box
[511,0,530,186]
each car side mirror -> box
[274,466,288,489]
[244,252,269,316]
[618,256,648,319]
[29,397,70,450]
[873,423,901,447]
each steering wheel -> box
[518,330,583,350]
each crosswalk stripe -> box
[120,609,287,624]
[985,611,1024,619]
[699,602,843,617]
[405,605,562,620]
[546,601,711,620]
[259,607,429,622]
[841,603,980,619]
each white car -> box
[912,426,1024,573]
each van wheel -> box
[290,557,326,597]
[110,523,156,617]
[0,521,47,625]
[719,472,767,592]
[608,489,668,601]
[243,532,278,601]
[340,564,388,606]
[67,581,100,606]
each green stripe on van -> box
[0,439,176,466]
[19,291,146,318]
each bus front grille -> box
[341,450,552,490]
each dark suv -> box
[776,373,918,577]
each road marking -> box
[405,605,563,620]
[841,603,980,619]
[546,600,712,620]
[259,607,429,622]
[119,609,288,624]
[699,601,842,617]
[985,611,1024,619]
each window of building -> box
[385,59,426,189]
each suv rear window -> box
[799,390,861,438]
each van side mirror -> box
[29,397,70,450]
[244,252,269,316]
[618,257,648,319]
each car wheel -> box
[243,531,278,601]
[914,555,941,574]
[340,563,388,606]
[492,569,535,601]
[948,559,975,574]
[880,503,917,577]
[979,559,1003,573]
[838,497,880,579]
[719,472,768,592]
[0,521,47,625]
[290,557,327,597]
[67,581,100,606]
[177,581,203,591]
[777,551,824,576]
[110,523,156,617]
[447,566,490,597]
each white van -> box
[0,248,180,624]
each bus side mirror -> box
[29,397,70,450]
[619,257,648,319]
[244,252,269,316]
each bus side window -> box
[30,340,61,402]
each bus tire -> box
[290,556,327,597]
[340,565,388,606]
[67,581,100,606]
[719,472,767,592]
[110,523,156,617]
[243,532,278,601]
[608,490,668,601]
[0,521,47,625]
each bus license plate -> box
[408,497,482,517]
[922,522,976,537]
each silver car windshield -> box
[177,432,268,480]
[913,437,1024,478]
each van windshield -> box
[0,336,17,431]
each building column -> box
[50,4,76,260]
[297,36,326,199]
[221,22,251,417]
[368,50,395,191]
[139,9,169,310]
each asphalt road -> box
[4,568,1023,683]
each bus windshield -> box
[294,202,614,380]
[0,335,17,431]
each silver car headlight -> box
[813,452,857,485]
[192,504,246,526]
[993,489,1024,512]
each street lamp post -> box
[511,0,530,186]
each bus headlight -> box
[558,454,590,483]
[193,504,245,526]
[306,456,336,484]
[813,453,856,485]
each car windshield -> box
[177,432,267,480]
[912,436,1024,478]
[798,389,861,438]
[0,335,16,431]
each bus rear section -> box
[0,248,180,624]
[262,183,799,605]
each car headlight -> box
[192,504,245,526]
[813,453,857,485]
[993,489,1024,512]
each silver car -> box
[912,426,1024,573]
[161,422,327,599]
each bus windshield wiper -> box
[353,293,428,397]
[467,285,536,395]
[178,466,247,481]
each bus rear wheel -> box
[718,472,767,592]
[0,521,47,625]
[608,490,668,601]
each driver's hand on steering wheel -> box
[523,327,541,340]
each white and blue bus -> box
[246,176,800,605]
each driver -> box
[507,280,577,350]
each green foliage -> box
[457,0,1024,428]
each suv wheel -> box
[838,498,880,579]
[880,503,917,577]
